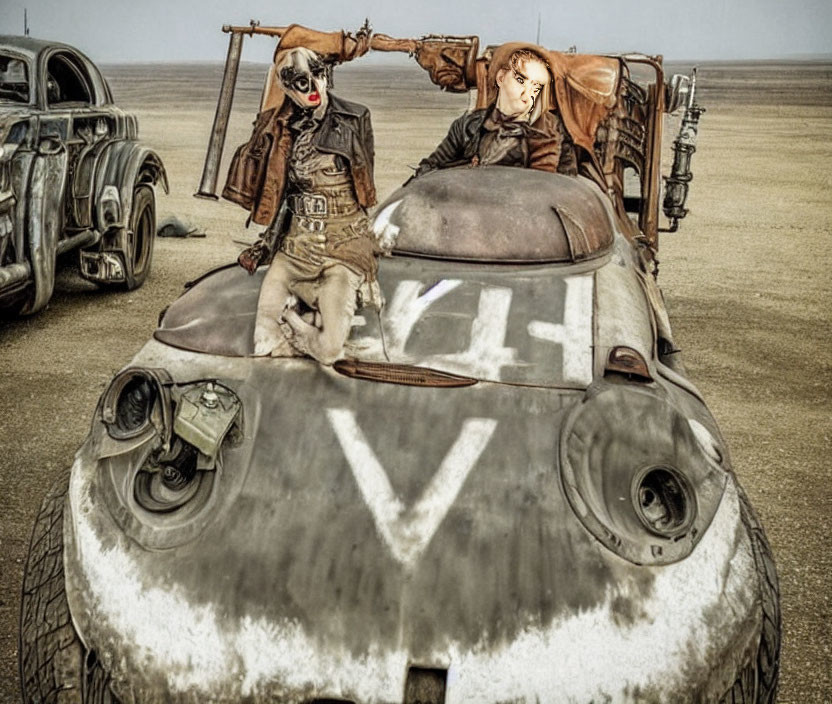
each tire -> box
[19,472,118,704]
[718,483,781,704]
[123,184,155,290]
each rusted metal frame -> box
[220,24,468,55]
[195,30,244,199]
[661,69,704,233]
[24,143,67,313]
[11,127,35,265]
[621,54,664,249]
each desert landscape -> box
[0,57,829,702]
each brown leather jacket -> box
[223,93,376,226]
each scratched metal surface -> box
[157,255,608,388]
[61,340,759,702]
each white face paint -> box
[277,47,328,112]
[495,56,550,120]
[327,408,497,568]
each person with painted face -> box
[230,46,379,365]
[413,44,578,177]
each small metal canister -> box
[172,382,241,460]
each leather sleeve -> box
[415,113,471,177]
[556,120,579,176]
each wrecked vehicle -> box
[0,35,167,315]
[20,25,779,704]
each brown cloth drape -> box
[475,42,620,159]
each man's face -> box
[279,49,328,110]
[495,57,550,119]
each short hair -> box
[500,49,551,82]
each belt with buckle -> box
[288,193,328,217]
[287,190,361,218]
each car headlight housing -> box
[560,384,727,565]
[97,371,243,548]
[101,368,168,440]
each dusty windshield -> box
[346,257,596,388]
[0,54,30,103]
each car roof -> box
[383,168,616,263]
[0,35,80,60]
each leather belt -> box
[287,190,360,218]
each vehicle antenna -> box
[24,8,30,36]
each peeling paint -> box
[67,458,758,702]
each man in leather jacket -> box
[414,44,578,178]
[228,47,381,364]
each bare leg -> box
[282,265,362,365]
[252,261,297,357]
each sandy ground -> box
[0,59,830,702]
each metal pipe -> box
[56,229,99,256]
[0,261,30,287]
[195,30,245,200]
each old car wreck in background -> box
[19,23,779,704]
[0,35,167,315]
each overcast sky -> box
[1,0,830,63]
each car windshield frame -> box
[0,50,32,105]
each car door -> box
[42,48,116,232]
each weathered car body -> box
[20,26,779,704]
[0,36,167,314]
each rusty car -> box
[19,24,779,704]
[0,35,167,315]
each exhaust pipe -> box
[195,27,245,200]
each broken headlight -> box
[128,381,241,514]
[633,466,695,538]
[134,438,200,512]
[102,368,169,440]
[98,373,244,548]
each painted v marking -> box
[326,409,497,568]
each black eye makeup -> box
[280,66,314,93]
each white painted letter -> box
[327,409,497,567]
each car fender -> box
[21,146,68,314]
[70,138,111,230]
[94,140,168,235]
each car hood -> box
[62,344,758,702]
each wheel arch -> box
[93,141,167,234]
